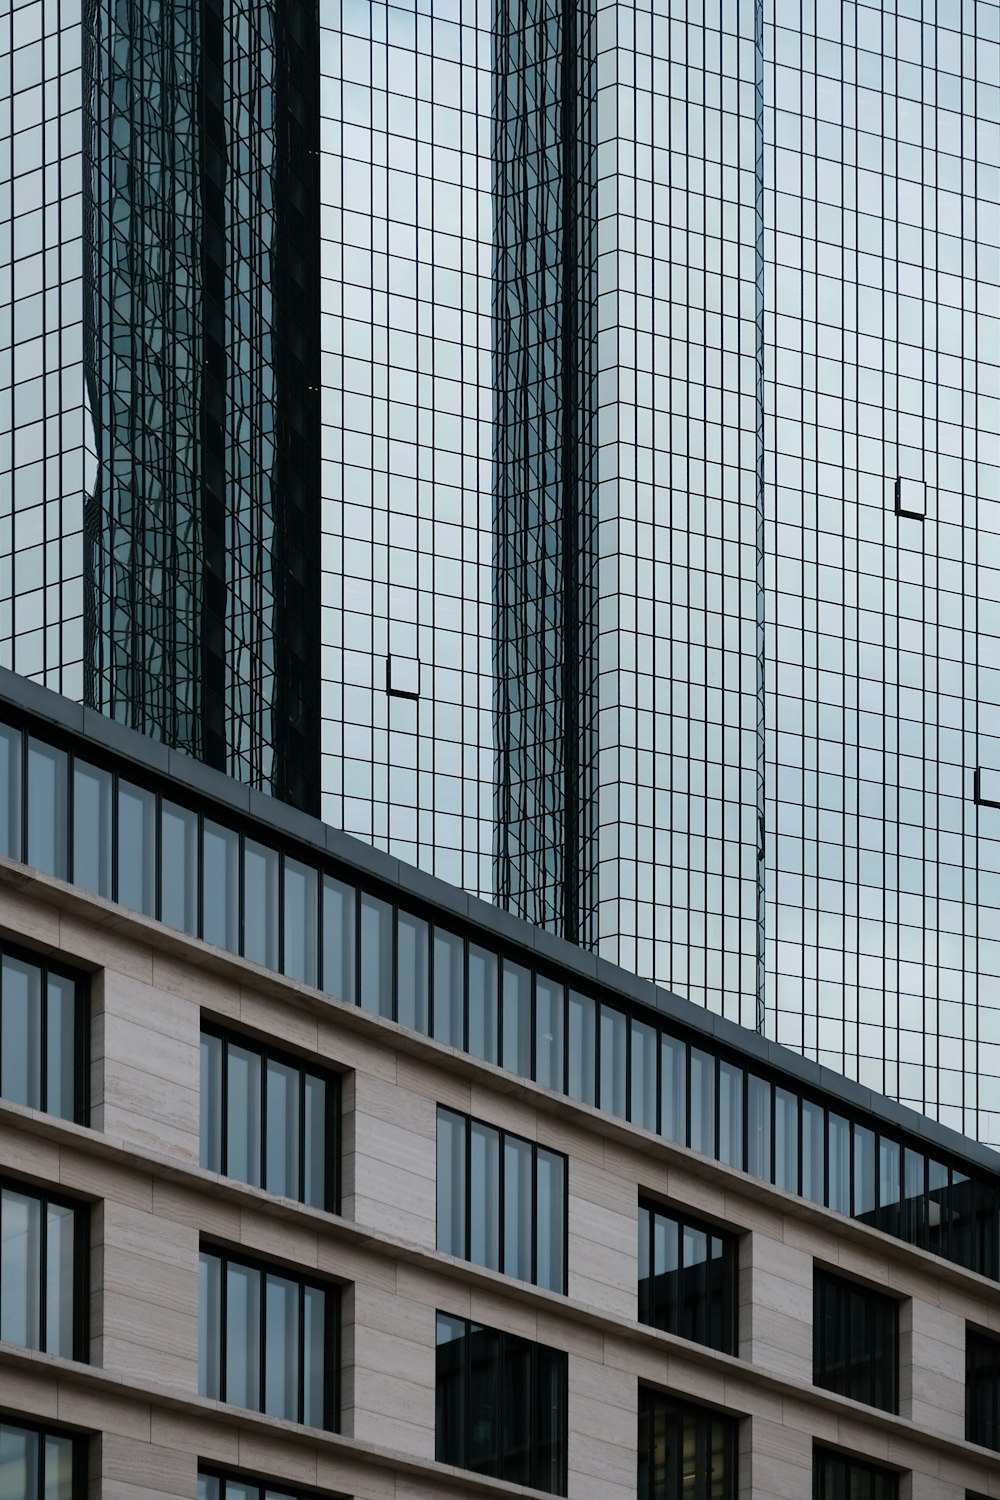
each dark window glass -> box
[435,1312,567,1495]
[436,1107,567,1293]
[0,1418,82,1499]
[321,874,355,1004]
[199,1029,337,1210]
[117,779,156,917]
[432,927,464,1046]
[967,1327,1000,1451]
[0,721,23,860]
[535,976,564,1093]
[203,820,240,952]
[161,800,199,935]
[599,1003,627,1118]
[567,990,596,1106]
[813,1448,898,1500]
[282,858,318,986]
[72,760,112,898]
[638,1200,737,1355]
[501,960,531,1078]
[26,738,67,879]
[638,1388,736,1500]
[198,1246,337,1429]
[467,943,498,1064]
[813,1270,898,1413]
[630,1018,657,1132]
[359,893,392,1017]
[902,1147,926,1246]
[396,911,429,1033]
[0,1181,85,1360]
[0,947,84,1122]
[244,840,279,970]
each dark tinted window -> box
[435,1312,567,1495]
[0,1181,86,1360]
[813,1270,898,1413]
[813,1448,898,1500]
[967,1327,1000,1451]
[638,1200,737,1355]
[200,1028,337,1210]
[638,1388,736,1500]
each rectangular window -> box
[813,1270,899,1413]
[967,1327,1000,1451]
[199,1028,337,1210]
[244,840,279,970]
[117,779,156,918]
[72,759,112,899]
[467,943,498,1064]
[637,1200,737,1355]
[396,910,429,1033]
[435,1312,567,1495]
[0,721,23,860]
[26,738,67,880]
[321,874,355,1004]
[436,1107,566,1293]
[203,821,240,952]
[638,1388,736,1500]
[813,1448,898,1499]
[160,800,199,935]
[282,858,318,987]
[0,945,86,1123]
[198,1246,337,1429]
[198,1473,316,1500]
[359,893,393,1018]
[0,1417,84,1498]
[0,1181,86,1360]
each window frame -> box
[966,1325,1000,1452]
[0,1176,89,1362]
[813,1267,900,1414]
[0,939,89,1126]
[0,1412,88,1498]
[637,1196,739,1355]
[197,1466,335,1500]
[812,1445,899,1499]
[199,1022,340,1212]
[638,1385,738,1500]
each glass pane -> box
[747,1075,772,1182]
[630,1019,657,1132]
[42,1433,74,1500]
[775,1087,799,1194]
[501,960,531,1079]
[503,1134,532,1281]
[599,1005,627,1118]
[470,1120,501,1272]
[265,1059,300,1200]
[1,953,42,1108]
[536,1148,564,1293]
[244,840,279,969]
[27,738,67,879]
[117,780,156,916]
[534,1345,567,1493]
[802,1099,825,1205]
[72,759,112,897]
[718,1061,743,1169]
[302,1283,326,1429]
[396,911,429,1033]
[534,976,564,1093]
[264,1273,299,1420]
[322,875,356,1003]
[435,1313,467,1468]
[0,722,23,859]
[854,1125,876,1220]
[651,1212,679,1332]
[467,944,498,1065]
[567,990,596,1106]
[198,1250,222,1398]
[226,1044,262,1186]
[681,1224,709,1345]
[203,821,240,952]
[161,800,199,935]
[225,1261,262,1409]
[46,974,77,1122]
[200,1033,223,1172]
[360,894,393,1017]
[828,1113,851,1214]
[197,1478,220,1500]
[0,1424,37,1500]
[1,1188,42,1348]
[500,1334,532,1485]
[467,1324,500,1475]
[45,1202,74,1358]
[436,1107,466,1257]
[432,928,464,1046]
[303,1074,327,1209]
[660,1033,686,1144]
[283,857,318,986]
[877,1135,901,1238]
[689,1047,715,1157]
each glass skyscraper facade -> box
[3,0,1000,1147]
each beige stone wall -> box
[1,868,1000,1498]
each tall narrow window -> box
[282,857,318,986]
[203,820,240,952]
[72,759,113,898]
[200,1028,337,1210]
[0,946,86,1122]
[435,1312,567,1495]
[637,1200,737,1355]
[813,1448,898,1499]
[967,1327,1000,1451]
[813,1270,899,1413]
[467,943,498,1064]
[436,1107,566,1293]
[321,874,356,1004]
[117,779,156,917]
[198,1246,337,1429]
[244,840,279,969]
[0,720,23,860]
[0,1417,84,1498]
[161,800,199,935]
[638,1388,736,1500]
[396,910,429,1033]
[0,1181,85,1360]
[26,738,67,879]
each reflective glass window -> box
[432,927,464,1046]
[244,840,279,970]
[599,1004,627,1118]
[359,894,392,1018]
[638,1388,736,1500]
[0,1419,80,1500]
[0,1181,83,1360]
[813,1270,899,1413]
[0,722,23,860]
[321,874,355,1004]
[71,760,112,898]
[660,1033,686,1144]
[396,911,429,1033]
[775,1087,798,1193]
[467,943,498,1064]
[567,990,596,1106]
[282,858,318,986]
[747,1075,772,1182]
[161,800,198,935]
[535,976,564,1093]
[0,947,83,1122]
[802,1099,825,1205]
[630,1018,657,1133]
[117,780,156,917]
[26,738,66,879]
[198,1474,307,1500]
[638,1200,737,1355]
[203,821,240,952]
[501,960,531,1079]
[689,1047,716,1156]
[435,1312,567,1495]
[813,1447,898,1499]
[718,1061,743,1169]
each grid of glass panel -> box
[3,707,999,1286]
[319,0,494,895]
[637,1199,737,1355]
[638,1387,736,1500]
[813,1268,899,1413]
